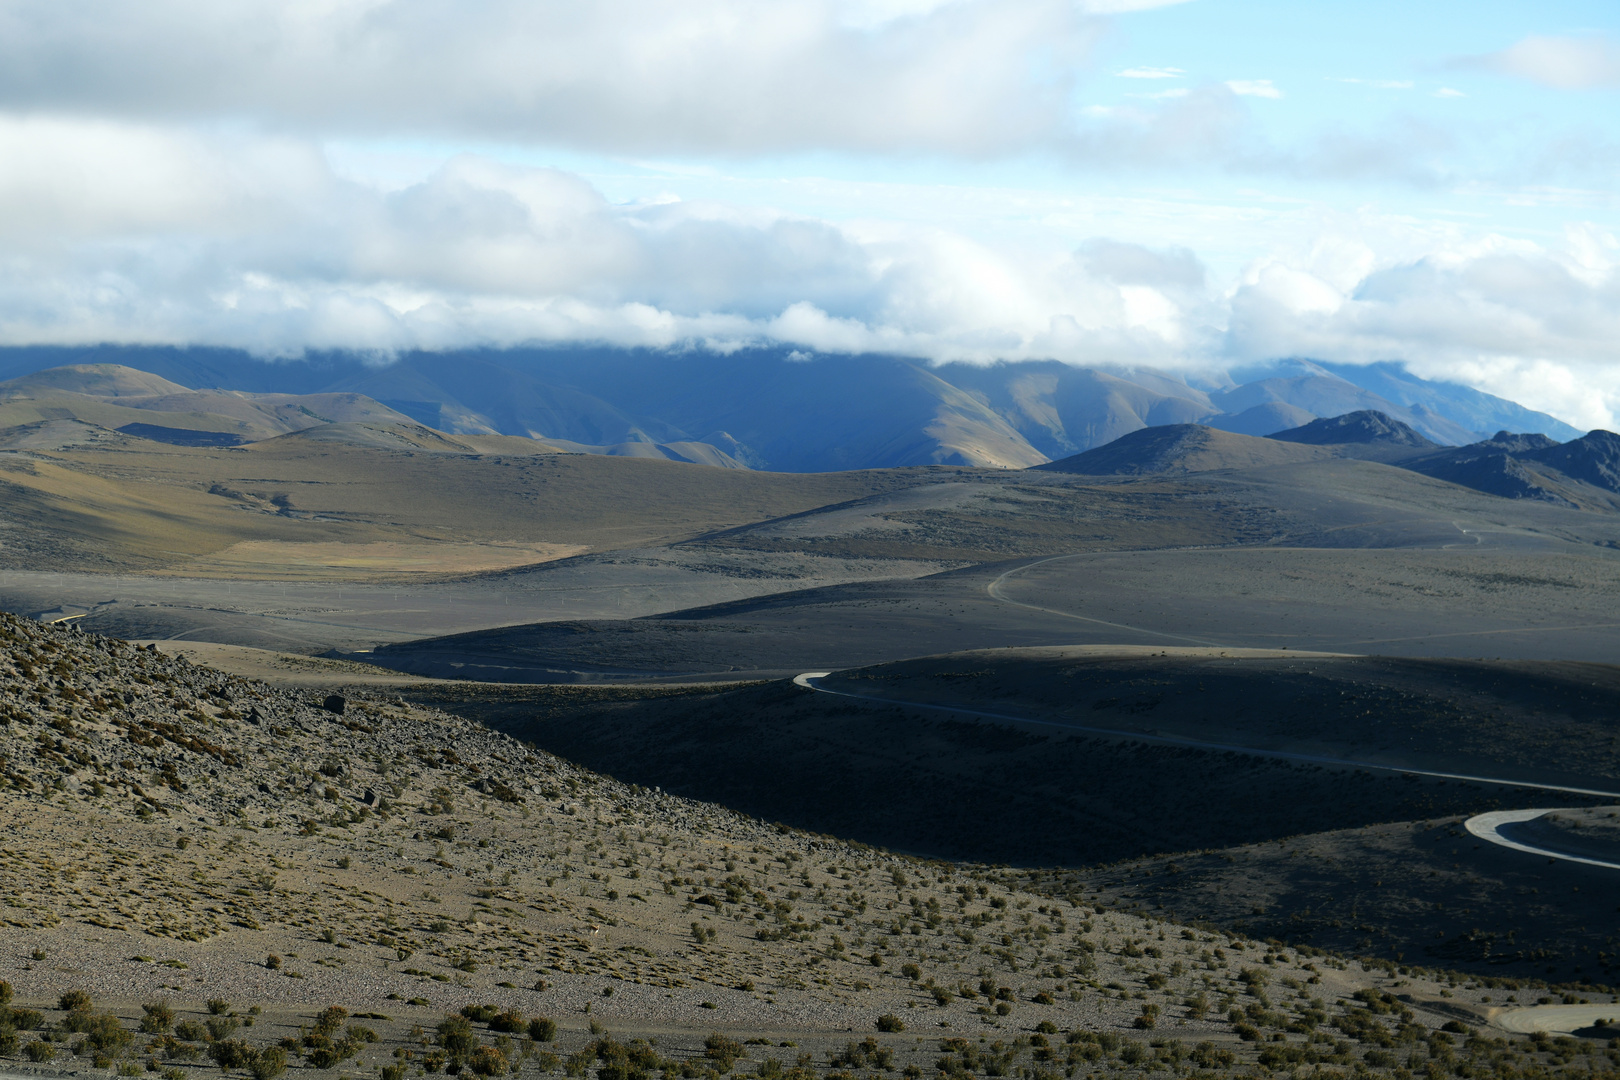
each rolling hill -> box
[1034,424,1328,475]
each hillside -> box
[1404,429,1620,512]
[1035,425,1329,475]
[0,364,422,443]
[2,615,1599,1076]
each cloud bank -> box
[0,0,1106,157]
[0,119,1615,430]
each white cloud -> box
[1224,227,1620,430]
[0,0,1104,157]
[1117,66,1185,79]
[1466,34,1620,90]
[1433,87,1466,98]
[1225,79,1282,99]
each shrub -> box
[461,1004,500,1024]
[875,1015,904,1033]
[206,999,231,1016]
[348,1024,379,1043]
[0,1027,17,1055]
[140,999,176,1034]
[382,1066,407,1080]
[439,1015,477,1054]
[24,1039,56,1062]
[468,1046,509,1076]
[161,1068,187,1080]
[206,1016,241,1041]
[62,1008,99,1033]
[249,1046,287,1080]
[528,1017,558,1042]
[265,955,281,970]
[312,1006,349,1038]
[489,1010,526,1034]
[174,1020,207,1042]
[59,990,93,1012]
[208,1039,257,1069]
[5,1008,43,1031]
[306,1038,360,1069]
[0,980,11,1005]
[1189,1042,1234,1069]
[704,1033,743,1071]
[900,964,921,981]
[81,1013,135,1054]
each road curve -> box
[792,673,1620,801]
[1464,809,1620,871]
[1496,1005,1620,1035]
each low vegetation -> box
[2,614,1618,1078]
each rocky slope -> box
[0,614,1613,1078]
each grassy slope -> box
[0,438,940,576]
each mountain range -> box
[1040,409,1620,514]
[0,345,1586,471]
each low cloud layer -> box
[0,119,1615,430]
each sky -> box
[0,1,1618,428]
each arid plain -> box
[3,368,1620,1079]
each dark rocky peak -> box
[1269,410,1438,448]
[1478,431,1561,454]
[1528,429,1620,493]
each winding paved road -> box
[1464,809,1620,871]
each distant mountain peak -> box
[1269,410,1437,449]
[1480,431,1561,453]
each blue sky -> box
[0,0,1617,426]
